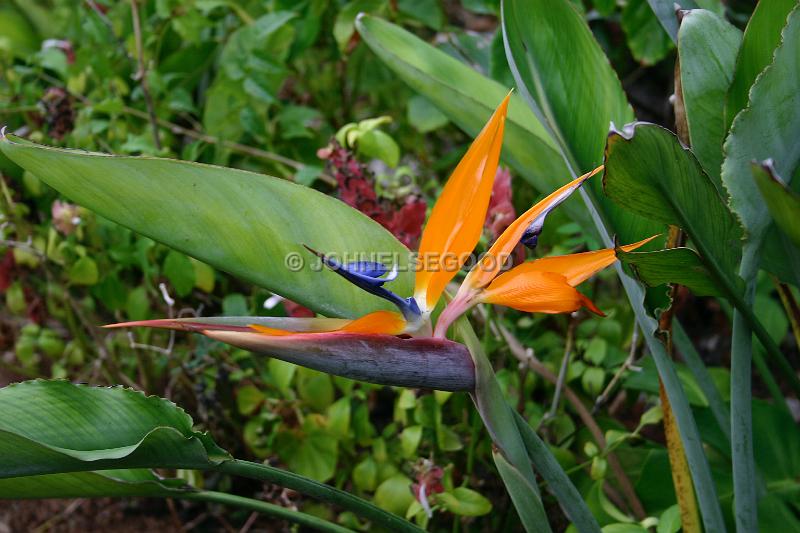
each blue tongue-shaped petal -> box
[304,246,419,321]
[345,261,389,279]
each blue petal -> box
[345,261,388,279]
[304,246,420,321]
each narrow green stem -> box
[181,490,353,533]
[211,460,423,533]
[726,285,800,397]
[731,245,759,533]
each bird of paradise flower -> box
[107,94,654,391]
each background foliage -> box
[1,0,798,531]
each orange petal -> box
[414,93,511,311]
[480,269,604,316]
[464,166,604,291]
[515,235,659,287]
[249,310,407,336]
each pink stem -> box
[433,295,476,338]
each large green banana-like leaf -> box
[501,0,661,247]
[645,0,723,42]
[500,3,723,529]
[725,0,798,129]
[604,123,743,291]
[677,9,742,188]
[616,248,723,297]
[502,0,633,172]
[0,380,229,477]
[722,5,800,247]
[0,469,191,498]
[0,380,422,532]
[0,135,412,319]
[353,15,592,231]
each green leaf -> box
[722,5,800,246]
[353,457,378,492]
[326,397,351,440]
[334,0,385,51]
[398,0,444,30]
[354,14,589,229]
[125,285,150,321]
[0,469,192,498]
[407,95,449,133]
[502,0,660,246]
[191,258,215,293]
[581,367,605,396]
[502,0,632,172]
[358,129,400,167]
[400,425,423,458]
[657,504,682,533]
[68,256,99,285]
[753,161,800,248]
[726,0,798,128]
[163,250,196,297]
[276,429,338,483]
[645,0,724,42]
[604,123,743,292]
[0,136,412,318]
[0,380,230,479]
[374,475,415,516]
[621,0,674,66]
[492,451,551,532]
[458,321,551,532]
[512,412,601,533]
[677,9,742,187]
[617,248,723,297]
[436,487,492,517]
[236,385,265,416]
[297,367,335,412]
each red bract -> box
[485,166,516,240]
[320,142,426,249]
[485,166,525,266]
[385,196,427,249]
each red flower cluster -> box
[485,166,525,265]
[319,143,426,249]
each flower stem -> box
[211,459,423,533]
[181,490,353,533]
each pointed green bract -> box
[0,136,412,319]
